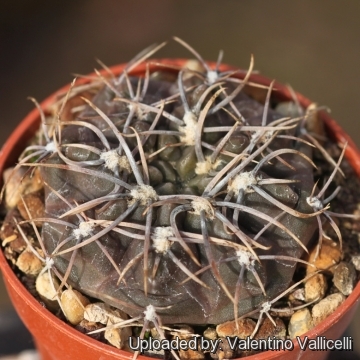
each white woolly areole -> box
[261,301,272,313]
[228,171,257,195]
[195,160,212,175]
[306,196,323,211]
[73,221,95,240]
[100,150,131,173]
[191,198,214,219]
[118,155,132,172]
[45,141,56,153]
[195,156,224,175]
[144,304,157,322]
[129,185,158,206]
[207,70,218,85]
[100,150,119,171]
[236,250,255,267]
[179,111,197,146]
[45,257,55,269]
[153,227,174,254]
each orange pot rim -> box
[0,58,359,360]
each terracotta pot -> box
[0,59,359,360]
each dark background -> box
[1,0,360,357]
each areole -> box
[0,58,359,360]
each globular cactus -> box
[4,38,348,333]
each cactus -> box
[2,38,353,348]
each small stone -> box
[36,271,60,301]
[306,238,342,274]
[35,271,61,312]
[203,327,217,340]
[76,319,104,342]
[16,249,43,276]
[84,302,128,324]
[351,255,360,271]
[1,208,30,255]
[140,328,165,359]
[144,343,165,358]
[77,319,103,333]
[150,326,161,340]
[254,317,286,339]
[288,308,314,338]
[210,338,234,360]
[1,234,18,246]
[17,192,45,226]
[178,344,204,360]
[104,320,132,350]
[176,325,195,338]
[84,302,132,350]
[61,289,90,325]
[216,318,256,338]
[174,326,204,360]
[333,262,357,296]
[4,167,43,209]
[304,273,328,302]
[183,60,205,80]
[289,288,305,302]
[312,293,346,326]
